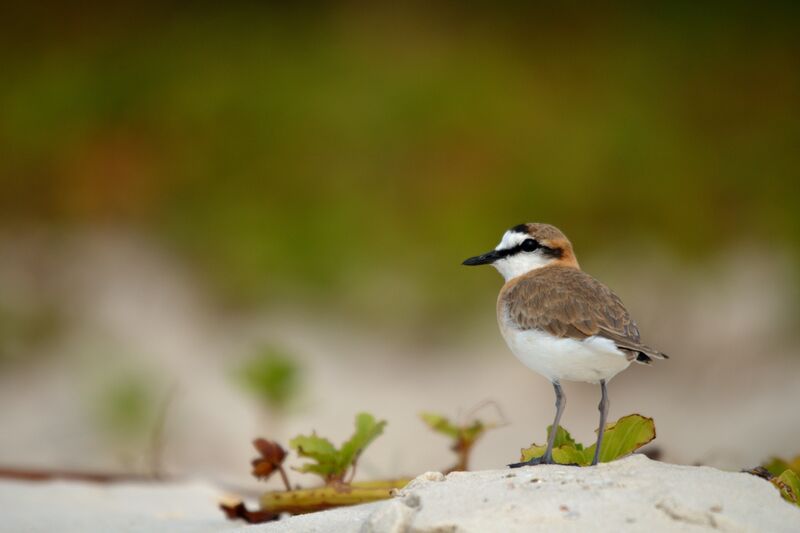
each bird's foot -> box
[507,456,553,468]
[507,456,582,468]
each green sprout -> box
[420,400,507,472]
[289,412,386,485]
[420,413,489,472]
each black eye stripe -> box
[494,241,533,258]
[496,239,563,259]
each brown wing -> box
[503,266,666,362]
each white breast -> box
[499,323,631,384]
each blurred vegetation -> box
[764,455,800,478]
[237,345,302,411]
[1,3,799,326]
[93,372,155,441]
[762,455,800,507]
[0,303,62,365]
[421,410,498,472]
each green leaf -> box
[519,443,546,463]
[289,413,387,483]
[520,443,589,465]
[461,421,487,443]
[420,412,490,445]
[763,457,791,477]
[521,425,587,464]
[763,455,800,477]
[549,425,580,449]
[289,434,337,460]
[289,434,340,476]
[519,442,591,465]
[776,470,800,506]
[293,462,338,476]
[338,413,387,470]
[520,415,655,466]
[585,414,656,463]
[420,412,461,439]
[554,446,589,465]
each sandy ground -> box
[0,478,234,533]
[2,456,798,532]
[264,456,800,532]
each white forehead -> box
[495,230,528,251]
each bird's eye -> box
[521,239,539,252]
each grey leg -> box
[591,379,609,466]
[543,381,565,463]
[509,381,566,468]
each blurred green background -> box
[3,3,799,322]
[1,3,799,477]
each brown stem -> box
[277,465,292,491]
[454,439,473,471]
[0,467,152,483]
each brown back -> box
[500,265,666,361]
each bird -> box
[462,223,667,467]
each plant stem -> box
[277,465,291,491]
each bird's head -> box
[462,223,579,281]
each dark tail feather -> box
[635,348,668,365]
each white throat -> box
[491,230,555,281]
[492,254,552,281]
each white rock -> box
[254,455,800,533]
[360,492,420,533]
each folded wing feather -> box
[504,266,667,363]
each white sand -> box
[2,456,797,532]
[257,455,800,533]
[0,478,237,533]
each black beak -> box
[462,250,502,266]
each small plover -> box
[463,223,667,466]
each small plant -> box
[290,412,386,485]
[222,412,410,524]
[519,414,656,466]
[420,401,507,472]
[761,455,800,507]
